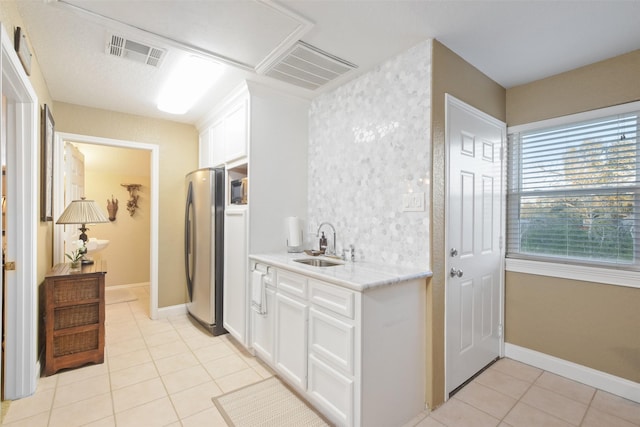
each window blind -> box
[507,112,640,268]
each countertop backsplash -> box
[308,39,432,269]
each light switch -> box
[402,192,425,212]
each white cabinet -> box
[223,208,247,343]
[246,259,427,427]
[210,119,225,167]
[198,127,211,168]
[274,269,309,390]
[308,354,354,427]
[251,286,275,362]
[307,281,356,426]
[198,81,309,348]
[198,97,247,168]
[275,291,308,390]
[309,307,354,375]
[198,120,224,168]
[223,98,248,162]
[250,263,275,363]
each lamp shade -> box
[56,198,109,225]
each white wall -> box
[307,40,432,268]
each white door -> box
[60,143,85,260]
[445,95,505,395]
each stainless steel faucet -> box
[316,222,336,255]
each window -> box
[507,106,640,269]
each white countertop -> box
[249,252,432,292]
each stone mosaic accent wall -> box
[308,39,432,268]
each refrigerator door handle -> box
[185,181,195,301]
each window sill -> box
[505,258,640,289]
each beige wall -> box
[506,272,640,382]
[429,39,506,408]
[507,49,640,125]
[75,143,152,287]
[53,102,198,307]
[0,1,55,286]
[504,50,640,383]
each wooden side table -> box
[42,260,106,376]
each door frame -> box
[1,24,39,399]
[53,133,160,319]
[443,94,506,397]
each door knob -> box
[450,267,463,278]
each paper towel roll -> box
[286,216,303,248]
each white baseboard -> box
[105,282,151,290]
[505,343,640,403]
[156,304,187,319]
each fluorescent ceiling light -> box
[157,55,222,114]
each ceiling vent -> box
[263,41,357,90]
[106,34,165,67]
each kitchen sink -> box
[294,258,343,267]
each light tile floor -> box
[1,285,274,427]
[406,358,640,427]
[1,285,639,427]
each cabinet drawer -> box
[54,304,99,330]
[53,277,100,303]
[53,328,99,357]
[308,354,353,427]
[309,308,354,374]
[309,280,355,319]
[277,270,307,299]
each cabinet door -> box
[309,307,354,374]
[308,354,354,427]
[210,119,225,167]
[251,286,275,364]
[275,292,307,390]
[223,209,247,345]
[224,99,248,162]
[198,127,212,168]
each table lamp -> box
[56,197,109,264]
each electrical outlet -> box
[402,192,424,212]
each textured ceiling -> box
[15,0,640,125]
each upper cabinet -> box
[223,97,249,163]
[198,89,249,168]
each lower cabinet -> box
[223,208,247,344]
[251,285,275,363]
[248,259,426,427]
[274,291,308,390]
[308,354,354,427]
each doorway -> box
[53,133,160,319]
[445,94,506,396]
[1,24,39,400]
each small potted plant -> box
[66,245,84,271]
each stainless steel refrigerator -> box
[184,167,226,335]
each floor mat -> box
[212,376,331,427]
[105,288,137,305]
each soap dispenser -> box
[319,231,328,254]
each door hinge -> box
[4,261,15,271]
[498,324,504,338]
[499,236,504,250]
